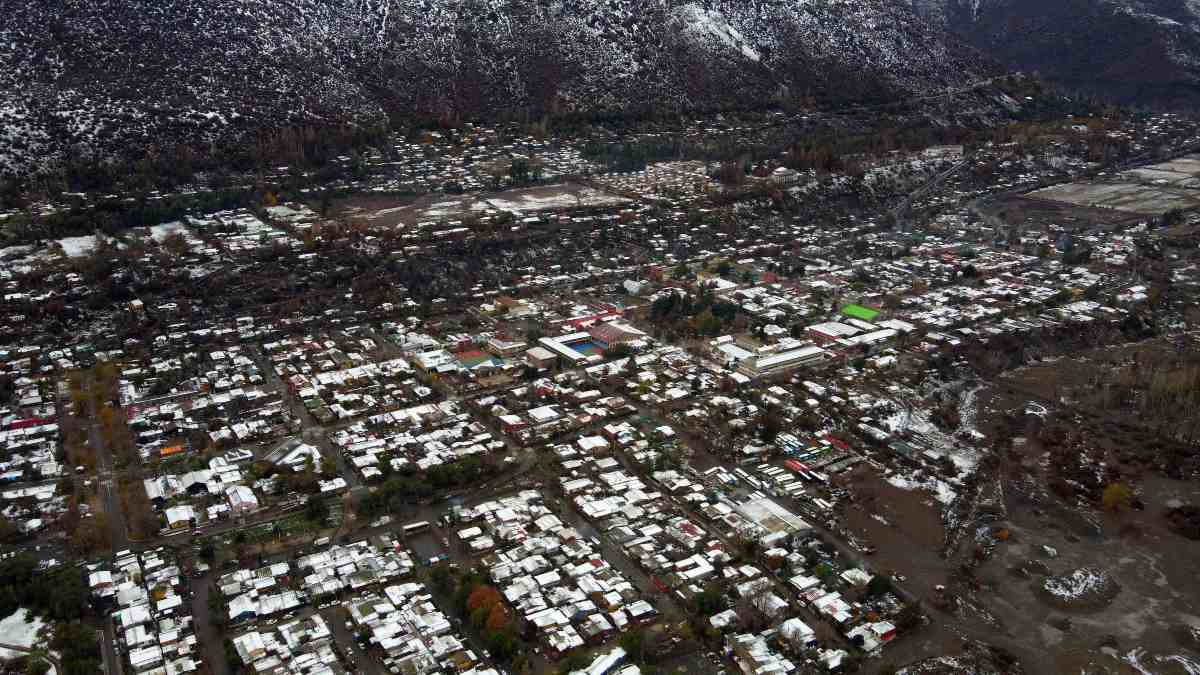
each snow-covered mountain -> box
[0,0,995,178]
[911,0,1200,107]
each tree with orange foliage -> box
[466,585,502,613]
[485,603,510,631]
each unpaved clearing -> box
[336,182,631,227]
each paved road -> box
[255,345,365,491]
[190,571,228,675]
[318,607,386,675]
[100,614,126,675]
[83,371,131,553]
[890,157,970,225]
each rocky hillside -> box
[911,0,1200,108]
[0,0,995,178]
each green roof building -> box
[840,304,880,322]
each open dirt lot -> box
[1028,181,1200,215]
[940,339,1200,674]
[1026,154,1200,215]
[994,473,1200,674]
[1118,155,1200,188]
[986,194,1144,233]
[335,182,632,228]
[849,337,1200,674]
[1022,153,1200,213]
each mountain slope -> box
[911,0,1200,107]
[0,0,995,178]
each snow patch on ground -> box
[368,185,631,223]
[958,384,986,441]
[1160,654,1200,675]
[0,607,47,657]
[148,221,188,242]
[1123,648,1157,675]
[1122,647,1200,675]
[483,186,630,214]
[676,4,761,62]
[1024,401,1049,417]
[898,655,970,674]
[881,407,939,437]
[1039,567,1120,610]
[880,393,982,476]
[887,471,957,505]
[0,233,112,271]
[56,235,99,257]
[1042,567,1112,600]
[0,245,33,259]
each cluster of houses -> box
[0,352,64,536]
[89,548,199,675]
[117,342,298,462]
[534,378,912,673]
[340,583,492,675]
[143,449,265,530]
[3,105,1198,675]
[187,209,298,254]
[471,377,636,448]
[116,345,260,405]
[328,399,503,481]
[655,461,909,671]
[126,383,291,461]
[585,343,726,406]
[337,126,600,195]
[222,539,415,626]
[574,468,736,597]
[266,332,429,423]
[455,490,659,657]
[591,161,713,206]
[709,518,905,673]
[230,613,342,674]
[227,537,496,675]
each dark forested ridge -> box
[0,0,996,179]
[912,0,1200,108]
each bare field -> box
[1026,152,1200,215]
[840,470,981,675]
[943,341,1200,674]
[987,194,1143,232]
[335,182,631,227]
[1120,168,1200,188]
[982,336,1200,456]
[1027,181,1200,215]
[979,472,1200,675]
[853,339,1200,674]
